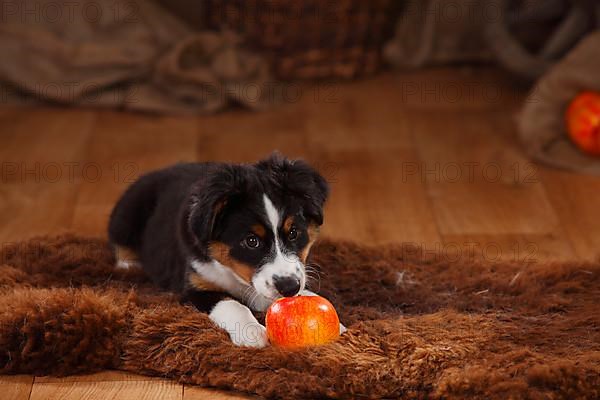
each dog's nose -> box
[273,275,301,297]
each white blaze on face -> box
[252,194,305,298]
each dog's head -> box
[184,153,328,300]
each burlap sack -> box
[518,31,600,175]
[384,0,493,68]
[0,0,277,114]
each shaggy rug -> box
[1,235,599,399]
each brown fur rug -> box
[1,235,599,399]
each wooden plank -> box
[540,168,600,260]
[197,106,309,163]
[184,385,257,400]
[303,76,415,152]
[36,376,256,399]
[412,110,565,235]
[70,110,198,236]
[197,74,416,160]
[311,150,441,245]
[0,375,33,400]
[304,79,440,245]
[0,108,95,242]
[29,380,182,400]
[35,371,167,383]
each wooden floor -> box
[2,68,600,399]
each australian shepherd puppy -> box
[108,153,343,347]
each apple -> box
[565,91,600,156]
[266,295,340,348]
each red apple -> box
[566,91,600,156]
[266,295,340,348]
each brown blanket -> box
[1,235,599,399]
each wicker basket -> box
[205,0,399,80]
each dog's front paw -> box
[209,299,269,348]
[230,323,269,348]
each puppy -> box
[108,153,343,347]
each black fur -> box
[256,153,329,225]
[108,153,328,312]
[180,290,231,313]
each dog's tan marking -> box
[251,224,266,239]
[209,242,254,283]
[114,245,140,269]
[187,271,223,292]
[283,216,295,234]
[300,223,320,263]
[115,245,138,262]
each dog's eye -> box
[288,226,298,241]
[244,234,261,249]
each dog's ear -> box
[185,165,248,250]
[256,152,329,225]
